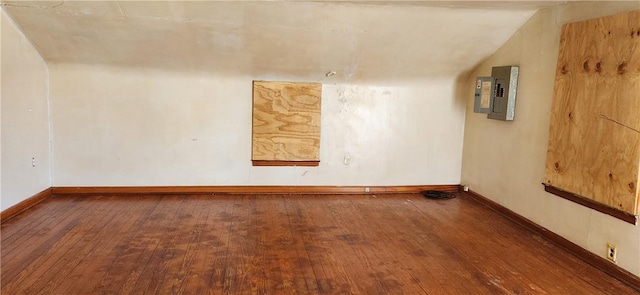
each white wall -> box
[1,9,51,210]
[461,2,640,276]
[49,64,465,186]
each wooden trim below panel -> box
[543,184,637,225]
[1,188,52,223]
[51,184,460,196]
[464,189,640,292]
[252,160,320,166]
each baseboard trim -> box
[1,188,53,223]
[252,160,320,167]
[464,189,640,292]
[543,184,637,225]
[52,184,460,196]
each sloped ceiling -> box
[2,1,562,82]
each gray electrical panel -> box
[488,66,519,121]
[473,76,494,114]
[473,66,519,121]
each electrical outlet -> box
[32,157,36,167]
[606,243,617,262]
[364,187,370,193]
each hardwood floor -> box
[1,193,637,294]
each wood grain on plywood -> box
[544,10,640,215]
[252,81,321,162]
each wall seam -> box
[46,59,53,187]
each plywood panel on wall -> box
[544,10,640,215]
[252,81,321,163]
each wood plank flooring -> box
[1,193,637,294]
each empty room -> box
[2,0,640,294]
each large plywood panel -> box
[544,10,640,215]
[252,81,321,162]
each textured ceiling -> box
[1,1,560,82]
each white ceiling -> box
[1,1,566,82]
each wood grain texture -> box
[252,81,321,162]
[544,10,640,215]
[0,188,52,223]
[2,193,637,294]
[465,189,640,291]
[51,185,460,195]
